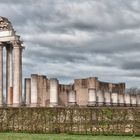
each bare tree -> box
[126,87,138,95]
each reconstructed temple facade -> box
[24,74,140,107]
[0,16,23,107]
[0,16,140,107]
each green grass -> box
[0,133,139,140]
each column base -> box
[25,104,30,107]
[30,103,39,107]
[12,103,21,107]
[124,103,131,107]
[118,103,124,107]
[49,102,58,107]
[7,104,13,107]
[112,103,118,106]
[98,102,104,106]
[7,87,13,105]
[87,101,96,106]
[0,104,3,107]
[105,102,111,106]
[68,102,77,106]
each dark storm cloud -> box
[1,0,140,87]
[121,61,140,70]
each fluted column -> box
[0,44,3,106]
[6,45,13,106]
[13,41,22,107]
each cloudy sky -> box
[1,0,140,87]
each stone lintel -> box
[0,35,19,42]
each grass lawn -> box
[0,133,139,140]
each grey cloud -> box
[121,61,140,70]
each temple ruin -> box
[0,16,140,107]
[24,75,140,107]
[0,16,23,107]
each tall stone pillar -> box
[20,48,22,104]
[31,74,38,107]
[13,41,22,107]
[25,78,31,106]
[6,45,13,106]
[50,78,59,107]
[0,44,3,106]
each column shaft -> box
[31,74,38,107]
[13,42,22,107]
[25,78,31,106]
[0,45,3,106]
[68,91,76,106]
[50,78,59,107]
[20,49,22,104]
[42,76,47,107]
[38,75,44,106]
[6,45,13,106]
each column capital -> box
[11,41,22,48]
[5,43,12,50]
[0,42,4,48]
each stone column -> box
[6,45,13,106]
[42,76,47,107]
[50,78,59,107]
[111,92,118,106]
[25,78,31,106]
[38,75,44,106]
[68,90,76,106]
[88,77,97,106]
[88,88,96,106]
[0,44,3,106]
[31,74,38,107]
[96,90,104,106]
[104,90,111,106]
[118,94,124,106]
[136,94,140,106]
[13,41,22,107]
[19,48,22,104]
[124,93,131,106]
[130,95,136,106]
